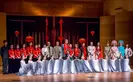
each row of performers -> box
[8,39,133,74]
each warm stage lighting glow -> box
[23,2,48,16]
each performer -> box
[46,42,54,60]
[15,45,21,73]
[35,55,42,75]
[74,44,81,59]
[110,40,120,59]
[125,44,133,58]
[41,44,47,56]
[41,55,48,75]
[8,45,15,73]
[108,40,119,72]
[37,44,41,56]
[68,44,74,60]
[96,42,103,59]
[80,43,87,60]
[17,55,28,76]
[53,41,62,59]
[47,56,55,74]
[27,55,34,76]
[104,41,111,59]
[20,44,27,59]
[27,42,34,57]
[33,45,39,61]
[120,44,133,72]
[0,40,9,74]
[87,42,96,59]
[62,39,69,59]
[118,40,125,58]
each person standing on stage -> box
[15,45,21,73]
[118,40,125,59]
[33,45,39,61]
[125,44,133,59]
[0,40,9,74]
[68,44,74,60]
[8,44,15,73]
[46,42,54,60]
[27,42,34,57]
[104,41,111,59]
[41,44,48,56]
[37,44,41,56]
[87,42,96,59]
[80,43,87,60]
[62,39,69,59]
[96,42,103,59]
[53,41,62,59]
[20,44,27,58]
[74,44,81,59]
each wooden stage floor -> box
[0,72,133,82]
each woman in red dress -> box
[95,42,103,59]
[81,43,87,60]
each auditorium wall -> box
[0,13,7,66]
[100,16,115,51]
[3,1,103,17]
[103,0,133,15]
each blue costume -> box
[118,40,125,58]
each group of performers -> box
[7,39,133,76]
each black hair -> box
[3,40,7,43]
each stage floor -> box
[0,72,132,82]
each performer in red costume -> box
[68,44,74,60]
[27,42,34,56]
[62,39,70,59]
[15,45,21,72]
[74,44,81,59]
[8,45,15,73]
[37,44,41,55]
[33,45,39,61]
[81,43,87,60]
[95,42,103,59]
[20,44,27,58]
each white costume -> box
[87,46,96,59]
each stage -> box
[0,72,132,82]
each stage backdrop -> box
[6,16,100,47]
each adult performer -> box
[0,40,9,74]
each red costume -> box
[33,49,39,58]
[20,48,27,58]
[74,48,80,57]
[27,46,34,55]
[37,47,41,54]
[96,46,103,59]
[69,48,74,56]
[15,49,21,59]
[64,43,69,54]
[9,49,15,59]
[82,47,87,60]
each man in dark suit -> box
[0,40,9,74]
